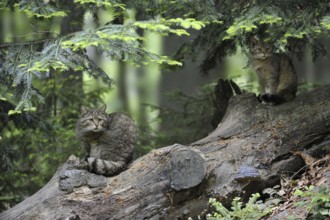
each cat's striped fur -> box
[250,36,298,105]
[75,105,136,176]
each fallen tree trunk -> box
[1,85,330,220]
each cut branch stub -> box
[169,147,206,191]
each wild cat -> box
[250,36,298,105]
[75,105,136,176]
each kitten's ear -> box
[99,104,107,112]
[81,106,89,115]
[250,36,259,46]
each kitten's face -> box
[250,38,273,60]
[78,106,108,133]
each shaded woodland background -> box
[0,0,330,213]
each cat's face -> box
[250,37,273,60]
[78,105,108,133]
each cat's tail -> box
[86,157,126,176]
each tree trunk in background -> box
[315,38,330,82]
[57,0,85,114]
[1,85,329,220]
[298,39,330,85]
[0,13,4,43]
[118,61,129,112]
[112,15,130,113]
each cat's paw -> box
[85,157,97,172]
[59,156,106,192]
[258,93,271,102]
[258,93,283,105]
[63,155,88,170]
[257,93,270,104]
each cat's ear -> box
[81,105,89,115]
[250,36,259,47]
[99,104,107,112]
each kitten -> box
[250,36,298,105]
[75,105,136,176]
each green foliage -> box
[123,0,221,21]
[294,185,330,219]
[0,1,210,111]
[14,0,67,18]
[223,8,283,41]
[207,193,273,220]
[1,120,79,202]
[0,142,18,172]
[2,41,109,110]
[321,16,330,30]
[175,0,330,74]
[0,72,107,210]
[133,18,206,36]
[206,184,330,220]
[74,0,116,8]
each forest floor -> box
[266,152,330,219]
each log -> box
[1,85,330,220]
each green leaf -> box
[321,16,330,30]
[14,2,67,18]
[74,0,113,7]
[169,29,190,36]
[23,107,37,112]
[8,110,22,115]
[294,189,304,196]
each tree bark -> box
[1,85,330,220]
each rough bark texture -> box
[1,85,330,220]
